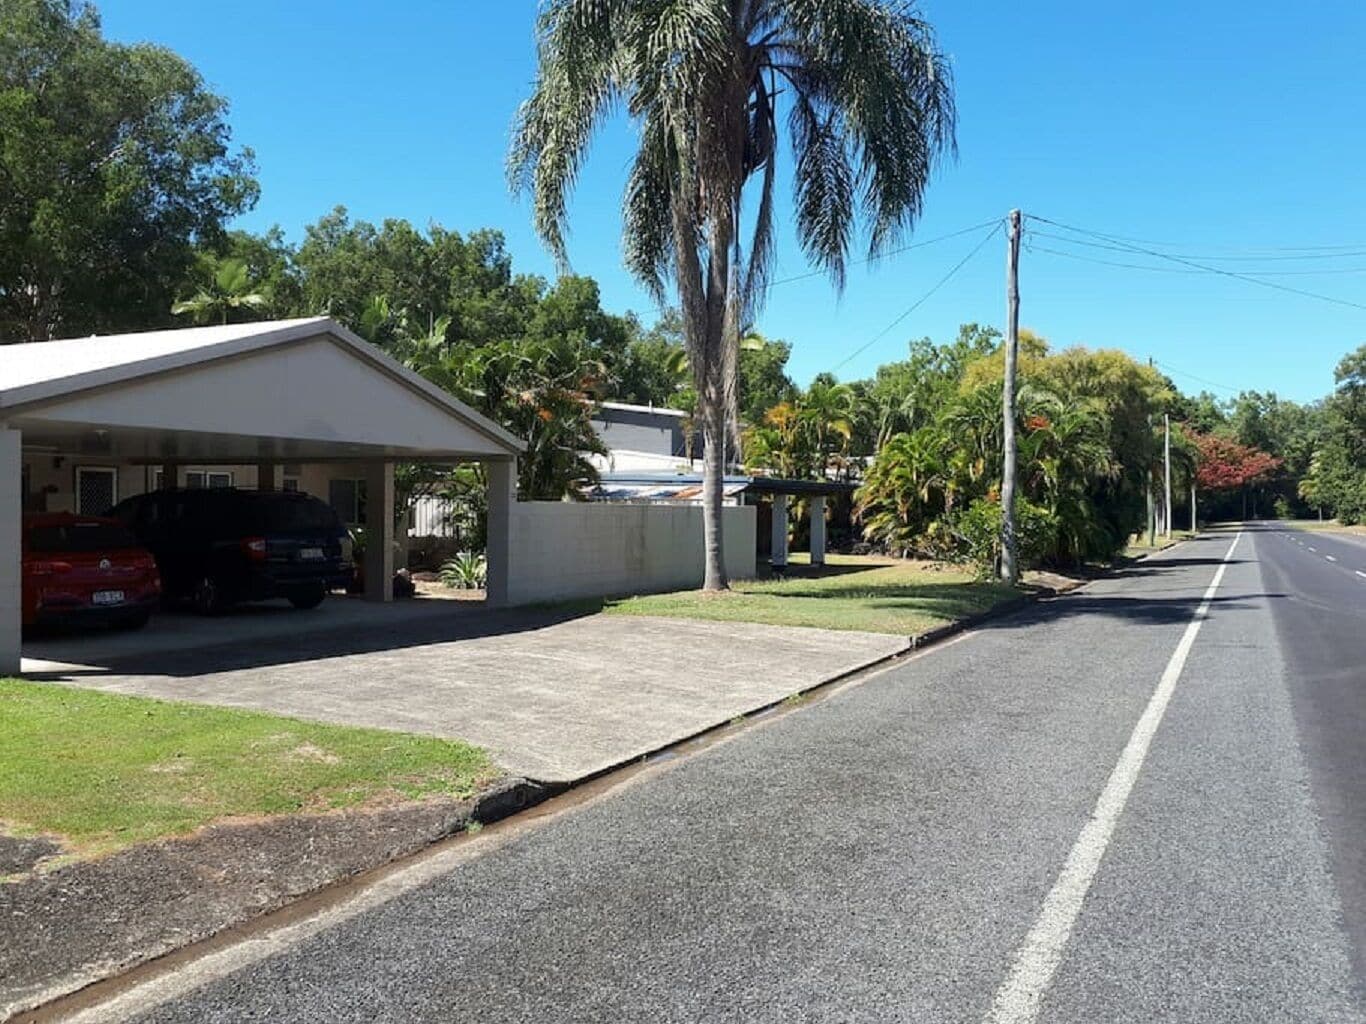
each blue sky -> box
[102,1,1366,402]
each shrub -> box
[439,552,487,590]
[1272,496,1293,520]
[946,498,1055,579]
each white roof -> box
[595,400,689,419]
[587,449,703,473]
[0,317,524,454]
[2,319,328,392]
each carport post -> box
[770,494,789,568]
[0,429,21,675]
[363,461,394,602]
[810,495,826,567]
[485,458,515,607]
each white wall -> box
[505,502,756,605]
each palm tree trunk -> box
[701,393,728,590]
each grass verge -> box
[1123,529,1194,558]
[1281,519,1366,536]
[599,553,1020,636]
[0,679,497,856]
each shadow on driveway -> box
[22,599,600,681]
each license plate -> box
[298,547,324,561]
[92,590,125,606]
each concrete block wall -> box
[505,502,757,605]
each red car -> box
[22,514,161,631]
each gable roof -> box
[0,317,525,454]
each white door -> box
[75,466,118,515]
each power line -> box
[829,221,1003,374]
[1152,360,1243,395]
[767,217,1002,290]
[1018,222,1366,255]
[1025,241,1366,277]
[1026,214,1366,313]
[1028,229,1366,263]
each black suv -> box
[110,488,352,614]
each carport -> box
[0,317,526,674]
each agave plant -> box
[439,552,488,590]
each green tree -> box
[738,334,797,424]
[171,255,271,325]
[1309,345,1366,522]
[293,208,543,348]
[613,311,691,408]
[0,0,257,341]
[509,0,956,590]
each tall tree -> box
[509,0,956,589]
[0,0,258,341]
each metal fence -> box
[409,494,461,537]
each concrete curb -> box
[907,535,1196,649]
[527,637,916,791]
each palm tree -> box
[171,258,271,325]
[800,377,856,478]
[509,0,956,589]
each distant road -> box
[62,528,1366,1023]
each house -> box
[587,400,701,474]
[0,317,527,673]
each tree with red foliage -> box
[1189,433,1281,490]
[1186,429,1282,519]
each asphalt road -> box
[77,528,1366,1023]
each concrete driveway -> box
[22,599,906,781]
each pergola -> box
[0,317,525,674]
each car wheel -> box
[115,609,151,631]
[192,576,228,616]
[288,584,327,610]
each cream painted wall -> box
[22,456,156,513]
[19,455,302,514]
[504,502,757,605]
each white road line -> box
[1309,546,1317,552]
[1356,571,1366,580]
[983,532,1243,1024]
[1327,555,1337,562]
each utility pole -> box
[1146,358,1155,547]
[1163,413,1172,538]
[1000,209,1022,583]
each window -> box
[282,477,300,493]
[328,478,367,525]
[28,521,139,552]
[186,470,233,490]
[153,469,233,489]
[75,466,117,515]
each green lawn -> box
[599,554,1020,636]
[0,679,496,856]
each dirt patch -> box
[411,579,485,602]
[287,742,341,765]
[0,779,539,1020]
